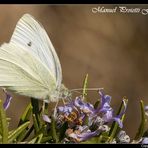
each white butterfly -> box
[0,14,68,102]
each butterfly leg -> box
[53,101,59,118]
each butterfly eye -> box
[27,41,32,47]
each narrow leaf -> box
[8,121,30,143]
[134,100,147,140]
[108,99,128,142]
[31,98,42,128]
[28,137,38,144]
[94,100,100,109]
[51,115,58,143]
[0,100,8,143]
[59,122,68,141]
[17,103,32,141]
[42,101,49,115]
[82,74,89,100]
[32,114,39,133]
[21,125,34,141]
[36,133,43,143]
[18,103,32,125]
[81,136,101,144]
[41,136,52,143]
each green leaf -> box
[27,125,46,143]
[18,103,32,125]
[99,132,110,143]
[32,114,40,133]
[83,115,89,126]
[0,100,8,144]
[28,137,38,144]
[42,101,49,115]
[32,124,46,138]
[21,125,34,141]
[41,136,52,143]
[134,100,147,140]
[82,74,89,100]
[8,121,30,143]
[59,122,68,141]
[17,103,32,141]
[81,136,101,144]
[108,99,128,142]
[51,115,58,143]
[143,128,148,137]
[28,133,43,144]
[36,133,43,143]
[31,98,42,129]
[8,130,14,135]
[0,135,2,142]
[94,100,100,109]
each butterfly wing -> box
[0,43,57,101]
[10,14,62,88]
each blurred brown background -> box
[0,4,148,138]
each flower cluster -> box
[54,90,127,143]
[2,88,148,144]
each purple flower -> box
[145,106,148,116]
[102,109,113,122]
[57,91,127,129]
[113,117,123,128]
[58,105,73,116]
[117,130,130,143]
[142,137,148,144]
[57,97,97,127]
[113,99,127,128]
[42,114,51,123]
[104,102,127,128]
[74,97,96,114]
[99,90,112,113]
[3,89,12,110]
[66,125,99,142]
[56,90,127,143]
[98,90,127,128]
[98,125,110,132]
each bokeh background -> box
[0,4,148,138]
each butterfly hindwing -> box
[0,43,57,100]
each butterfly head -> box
[58,84,72,99]
[44,84,71,103]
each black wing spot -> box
[27,41,32,47]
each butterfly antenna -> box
[71,90,83,94]
[70,87,104,92]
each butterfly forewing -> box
[10,14,62,88]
